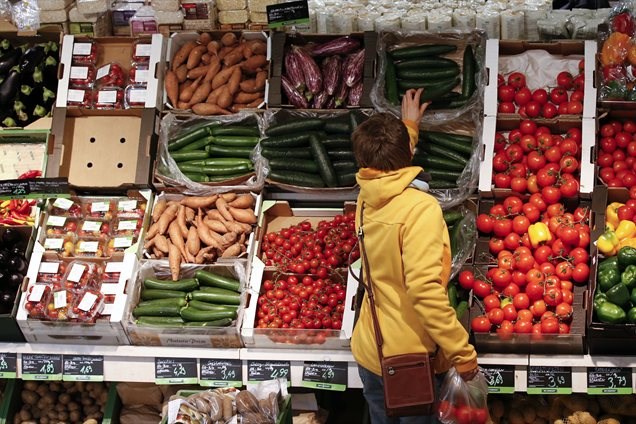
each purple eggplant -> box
[292,45,322,95]
[312,91,330,109]
[311,36,361,57]
[334,78,348,108]
[321,56,341,96]
[282,75,309,108]
[284,48,306,93]
[348,81,363,106]
[344,49,365,88]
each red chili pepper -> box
[9,199,17,210]
[17,201,31,215]
[18,170,42,179]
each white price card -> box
[77,241,98,253]
[129,89,147,103]
[78,293,98,312]
[135,43,152,57]
[98,90,117,104]
[73,43,92,55]
[117,220,138,231]
[113,237,133,248]
[117,200,137,211]
[44,238,64,250]
[46,216,66,227]
[67,264,86,283]
[82,221,102,232]
[91,202,109,213]
[105,262,124,273]
[53,198,74,210]
[39,262,59,274]
[28,285,46,302]
[134,69,148,83]
[70,66,89,79]
[67,89,85,103]
[96,64,110,80]
[54,291,67,309]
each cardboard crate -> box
[69,12,112,36]
[268,31,376,109]
[124,261,246,348]
[0,129,49,181]
[478,116,595,198]
[594,108,636,187]
[483,39,596,119]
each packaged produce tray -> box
[0,129,49,181]
[596,22,636,110]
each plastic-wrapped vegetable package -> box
[11,0,39,31]
[449,207,476,280]
[438,368,489,424]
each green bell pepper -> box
[622,265,636,290]
[598,267,621,292]
[599,256,619,273]
[607,282,631,307]
[631,288,636,305]
[618,246,636,270]
[628,307,636,324]
[596,301,627,324]
[594,292,608,311]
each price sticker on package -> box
[22,354,62,380]
[135,43,152,58]
[199,359,242,387]
[527,366,572,394]
[53,198,74,210]
[247,361,291,385]
[117,199,137,211]
[587,367,632,395]
[46,215,66,227]
[155,358,198,385]
[482,366,515,394]
[302,362,347,391]
[63,355,104,382]
[0,353,17,378]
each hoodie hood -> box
[356,166,424,208]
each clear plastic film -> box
[156,112,267,196]
[449,207,476,280]
[438,368,490,424]
[0,0,12,21]
[11,0,39,31]
[371,29,487,127]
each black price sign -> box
[63,355,104,382]
[21,354,62,381]
[247,361,291,384]
[587,367,632,395]
[200,359,243,388]
[0,178,69,199]
[0,352,17,378]
[528,366,572,394]
[482,366,515,394]
[266,0,309,28]
[155,358,198,385]
[302,362,347,391]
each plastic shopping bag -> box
[438,367,489,424]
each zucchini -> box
[261,147,313,159]
[385,58,399,105]
[206,173,252,182]
[210,125,259,137]
[424,131,473,145]
[137,298,188,308]
[206,144,253,158]
[266,119,325,136]
[268,158,319,173]
[180,158,252,167]
[448,283,458,309]
[184,318,233,327]
[427,180,457,189]
[190,288,241,305]
[168,122,219,151]
[133,303,182,317]
[143,278,199,291]
[449,220,463,258]
[429,97,469,110]
[421,143,469,164]
[443,210,464,227]
[421,78,461,102]
[416,155,466,172]
[180,306,237,322]
[461,45,476,98]
[332,161,357,173]
[180,135,215,152]
[171,150,209,162]
[183,172,209,182]
[390,44,457,60]
[397,77,458,91]
[210,135,260,147]
[328,150,355,161]
[269,170,325,187]
[321,136,351,149]
[260,133,311,148]
[456,300,469,320]
[189,299,239,312]
[396,67,460,81]
[395,57,459,70]
[423,132,473,156]
[179,163,252,176]
[337,171,357,187]
[136,316,185,326]
[324,120,350,134]
[141,289,188,301]
[309,133,338,187]
[195,270,240,292]
[426,168,462,182]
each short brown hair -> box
[351,113,411,172]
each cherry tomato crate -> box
[594,108,636,187]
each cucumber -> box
[390,44,457,60]
[449,220,463,258]
[337,171,357,187]
[416,155,466,172]
[168,122,219,151]
[143,278,199,291]
[206,144,253,158]
[137,298,188,308]
[210,135,260,147]
[396,67,460,81]
[260,133,311,148]
[309,133,338,187]
[423,132,473,156]
[180,306,237,322]
[421,143,469,164]
[321,136,351,149]
[397,77,458,91]
[426,168,462,182]
[141,289,188,301]
[429,97,469,110]
[268,170,325,187]
[180,158,253,167]
[427,180,457,189]
[456,300,468,320]
[189,299,239,312]
[195,270,240,292]
[423,131,473,145]
[448,283,458,309]
[443,210,464,226]
[328,150,355,161]
[268,158,319,173]
[180,135,215,152]
[210,125,259,137]
[170,150,208,162]
[179,163,252,176]
[133,303,182,317]
[395,57,459,70]
[190,288,241,305]
[385,58,399,105]
[324,120,350,134]
[266,119,325,136]
[136,316,185,326]
[261,147,313,159]
[183,172,209,182]
[184,318,233,327]
[206,173,252,182]
[461,45,476,98]
[332,161,357,173]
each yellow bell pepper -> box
[616,220,636,241]
[606,222,616,232]
[606,202,625,229]
[598,230,621,256]
[620,237,636,250]
[528,223,552,248]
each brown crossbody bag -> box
[353,202,436,417]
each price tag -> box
[78,293,98,312]
[266,0,309,28]
[53,198,74,210]
[91,201,110,213]
[113,237,133,248]
[44,238,64,250]
[67,89,85,103]
[28,285,46,302]
[67,264,86,282]
[77,241,98,253]
[98,90,117,104]
[527,366,572,394]
[129,88,148,103]
[155,358,198,385]
[82,220,102,232]
[247,361,291,385]
[96,64,110,80]
[117,220,138,231]
[482,366,515,394]
[70,66,89,79]
[105,262,124,273]
[117,199,137,211]
[63,355,104,381]
[53,290,67,309]
[302,362,347,391]
[0,353,17,378]
[73,43,92,55]
[199,359,243,387]
[22,354,62,380]
[587,367,632,395]
[46,215,66,227]
[133,70,149,83]
[135,43,152,57]
[39,262,60,274]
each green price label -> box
[528,366,572,395]
[247,361,291,385]
[21,354,62,381]
[155,358,198,385]
[63,355,104,382]
[302,362,347,391]
[482,366,515,394]
[199,359,243,388]
[587,367,632,395]
[0,353,17,378]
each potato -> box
[49,383,61,392]
[20,410,32,421]
[39,417,49,424]
[58,411,69,421]
[35,385,47,397]
[80,396,93,406]
[69,411,81,422]
[82,419,98,424]
[43,394,55,405]
[58,394,71,405]
[24,382,38,391]
[68,402,80,411]
[21,390,39,405]
[55,404,65,412]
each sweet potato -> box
[212,65,237,90]
[180,75,203,102]
[228,207,257,224]
[247,97,264,108]
[224,220,248,234]
[185,207,195,223]
[221,193,237,202]
[172,41,197,70]
[177,205,188,237]
[201,53,211,65]
[165,70,179,106]
[196,214,220,247]
[168,220,188,259]
[204,58,222,83]
[215,198,234,221]
[243,42,254,59]
[206,88,221,105]
[221,32,238,47]
[181,195,218,209]
[218,46,234,60]
[207,210,227,222]
[199,32,212,45]
[187,65,209,80]
[152,199,167,222]
[247,40,267,55]
[168,242,182,281]
[146,222,159,240]
[216,86,233,109]
[158,204,178,234]
[190,81,212,105]
[187,45,208,70]
[220,231,238,247]
[204,218,228,234]
[193,103,232,116]
[175,64,188,83]
[177,101,191,110]
[229,194,254,209]
[234,91,262,104]
[223,47,244,67]
[207,40,220,55]
[228,67,242,95]
[240,70,266,93]
[195,246,216,264]
[231,104,248,113]
[221,242,242,258]
[241,55,267,74]
[154,235,170,253]
[153,247,164,259]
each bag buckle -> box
[387,367,395,376]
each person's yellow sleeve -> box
[402,199,478,373]
[403,119,419,149]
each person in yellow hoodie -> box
[351,88,478,423]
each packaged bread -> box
[218,9,248,23]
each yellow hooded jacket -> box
[351,120,477,377]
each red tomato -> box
[494,173,511,188]
[600,167,616,182]
[512,215,530,235]
[597,152,615,168]
[498,84,516,102]
[531,300,547,318]
[519,119,537,135]
[471,316,492,333]
[625,120,636,133]
[498,102,516,113]
[510,177,528,193]
[616,132,632,148]
[458,270,475,290]
[618,205,635,221]
[532,88,549,104]
[514,319,533,334]
[514,87,532,106]
[570,89,584,102]
[550,87,569,104]
[572,263,590,284]
[487,308,504,325]
[493,219,513,238]
[513,293,530,310]
[476,214,495,234]
[544,287,563,306]
[525,101,542,118]
[508,72,526,89]
[492,268,512,289]
[541,317,560,334]
[556,71,574,89]
[567,101,583,115]
[560,179,580,198]
[473,279,492,298]
[483,294,501,312]
[560,156,579,173]
[601,123,616,137]
[541,103,558,119]
[526,281,545,302]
